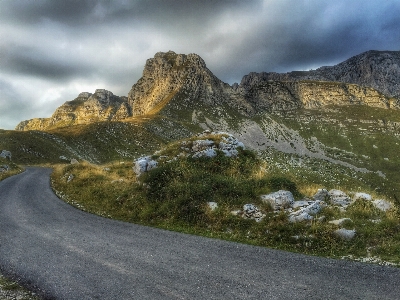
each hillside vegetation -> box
[51,133,400,265]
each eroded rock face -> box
[16,90,129,130]
[239,50,400,99]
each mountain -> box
[240,50,400,99]
[15,50,400,131]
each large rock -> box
[313,189,329,201]
[133,156,158,176]
[328,189,351,207]
[288,201,323,223]
[261,190,295,210]
[0,150,11,160]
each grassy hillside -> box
[51,133,400,265]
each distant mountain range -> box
[16,50,400,131]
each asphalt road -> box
[1,167,400,299]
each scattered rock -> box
[289,201,323,223]
[334,228,356,240]
[192,139,215,152]
[192,148,217,158]
[70,159,79,164]
[207,202,218,211]
[292,200,313,209]
[0,150,11,160]
[329,218,353,226]
[372,199,393,212]
[133,156,158,176]
[289,211,313,223]
[59,155,68,161]
[328,189,351,207]
[0,165,9,173]
[313,189,329,201]
[353,193,372,201]
[242,204,265,222]
[260,190,295,210]
[67,174,74,183]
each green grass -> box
[0,274,40,299]
[51,134,400,265]
[0,157,23,181]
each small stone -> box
[372,199,393,212]
[70,159,79,164]
[207,202,218,211]
[353,193,372,201]
[260,190,295,210]
[67,174,74,183]
[328,218,352,226]
[334,228,356,240]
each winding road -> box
[1,168,400,299]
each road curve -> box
[1,167,400,299]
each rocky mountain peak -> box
[127,50,237,116]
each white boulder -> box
[133,156,158,176]
[207,202,218,211]
[261,190,295,210]
[353,193,372,201]
[334,228,356,240]
[0,150,11,160]
[372,199,393,212]
[289,212,313,223]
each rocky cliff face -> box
[127,51,251,115]
[16,89,129,130]
[242,80,398,112]
[240,50,400,99]
[15,50,400,131]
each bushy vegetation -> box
[51,135,400,265]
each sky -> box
[1,0,400,130]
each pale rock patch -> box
[372,199,393,212]
[329,218,353,226]
[133,156,158,176]
[353,193,372,201]
[260,190,295,210]
[334,228,356,240]
[207,202,218,211]
[328,189,351,207]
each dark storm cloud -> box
[1,0,400,129]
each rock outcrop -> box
[16,90,129,131]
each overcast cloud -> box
[1,0,399,129]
